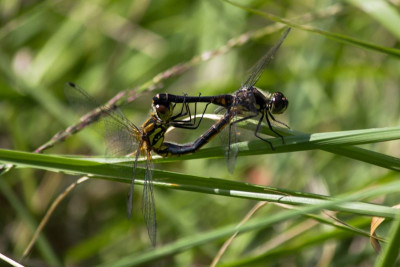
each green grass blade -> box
[101,182,400,266]
[0,148,398,219]
[159,124,400,171]
[220,218,371,266]
[0,179,61,266]
[347,0,400,39]
[222,0,400,58]
[375,214,400,267]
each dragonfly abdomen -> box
[156,111,232,157]
[153,93,235,108]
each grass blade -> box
[222,0,400,58]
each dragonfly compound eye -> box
[156,104,167,115]
[155,102,174,122]
[271,92,288,114]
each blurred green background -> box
[1,0,400,266]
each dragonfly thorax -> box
[234,88,259,113]
[142,116,168,150]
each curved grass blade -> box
[161,118,400,172]
[347,0,400,39]
[222,0,400,58]
[0,149,397,219]
[375,213,400,267]
[0,178,61,266]
[102,180,400,267]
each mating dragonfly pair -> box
[66,28,291,246]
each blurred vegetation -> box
[1,0,400,266]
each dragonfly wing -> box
[242,28,291,89]
[65,83,156,244]
[214,106,226,115]
[226,120,238,174]
[64,82,141,157]
[141,151,157,246]
[126,144,142,219]
[225,93,259,173]
[104,116,140,157]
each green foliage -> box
[1,0,400,266]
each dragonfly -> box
[65,82,212,246]
[64,28,290,244]
[153,28,291,172]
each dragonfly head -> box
[270,92,288,114]
[153,99,174,122]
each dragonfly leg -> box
[181,95,196,124]
[157,111,232,156]
[183,102,211,129]
[229,113,258,125]
[170,94,190,121]
[171,93,213,129]
[265,111,285,145]
[171,94,204,125]
[254,113,275,150]
[228,112,259,154]
[171,102,211,129]
[268,112,290,129]
[227,112,276,150]
[189,94,199,125]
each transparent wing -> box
[126,144,143,219]
[226,119,238,174]
[104,118,140,156]
[64,82,141,156]
[141,151,157,246]
[213,106,238,173]
[242,28,291,89]
[66,82,156,244]
[225,91,260,173]
[214,106,226,115]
